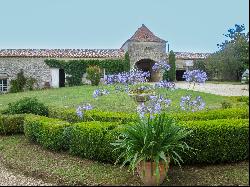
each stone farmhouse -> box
[0,24,210,93]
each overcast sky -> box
[0,0,249,53]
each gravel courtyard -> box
[175,82,249,96]
[0,161,53,186]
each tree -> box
[163,50,176,81]
[204,24,249,81]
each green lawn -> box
[0,135,248,186]
[0,85,234,113]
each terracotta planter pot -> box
[136,158,170,186]
[128,93,155,103]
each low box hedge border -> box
[0,114,25,135]
[48,107,249,123]
[179,118,249,164]
[24,114,71,151]
[23,114,249,165]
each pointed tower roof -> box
[128,24,166,43]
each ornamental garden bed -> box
[0,69,249,185]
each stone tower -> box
[121,24,167,81]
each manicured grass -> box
[0,135,248,186]
[0,85,233,113]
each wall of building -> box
[126,41,166,68]
[0,57,51,90]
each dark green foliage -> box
[45,54,130,86]
[69,121,120,162]
[163,50,176,81]
[204,24,249,81]
[86,65,101,86]
[221,100,233,109]
[124,52,130,72]
[24,114,70,150]
[0,114,25,135]
[9,70,27,93]
[179,118,249,164]
[66,76,82,87]
[5,97,49,116]
[192,60,207,72]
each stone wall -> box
[126,41,167,68]
[0,57,51,90]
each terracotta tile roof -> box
[127,24,166,43]
[173,52,211,59]
[0,49,125,58]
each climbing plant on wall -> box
[45,52,130,86]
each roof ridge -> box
[128,24,166,43]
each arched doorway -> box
[135,59,159,82]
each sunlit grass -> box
[0,84,234,113]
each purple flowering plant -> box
[137,94,171,119]
[155,80,176,90]
[105,68,150,85]
[180,95,205,112]
[76,103,93,119]
[152,60,171,72]
[93,88,110,98]
[182,69,208,88]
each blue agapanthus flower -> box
[182,69,208,84]
[180,95,205,112]
[76,103,93,119]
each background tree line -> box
[193,24,249,81]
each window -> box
[0,79,7,92]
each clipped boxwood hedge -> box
[48,106,249,124]
[48,107,138,123]
[0,114,25,135]
[171,107,249,121]
[24,114,70,150]
[179,118,249,164]
[69,121,121,162]
[23,111,249,165]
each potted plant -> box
[111,113,194,186]
[128,83,155,103]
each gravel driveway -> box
[0,161,53,186]
[175,82,249,96]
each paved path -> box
[175,82,249,96]
[0,161,53,186]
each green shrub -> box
[170,107,249,121]
[86,65,101,86]
[179,118,249,164]
[9,70,27,93]
[24,114,70,150]
[164,50,176,81]
[69,121,120,162]
[221,100,233,109]
[0,114,25,135]
[48,107,138,123]
[48,107,81,123]
[5,97,49,116]
[21,112,249,165]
